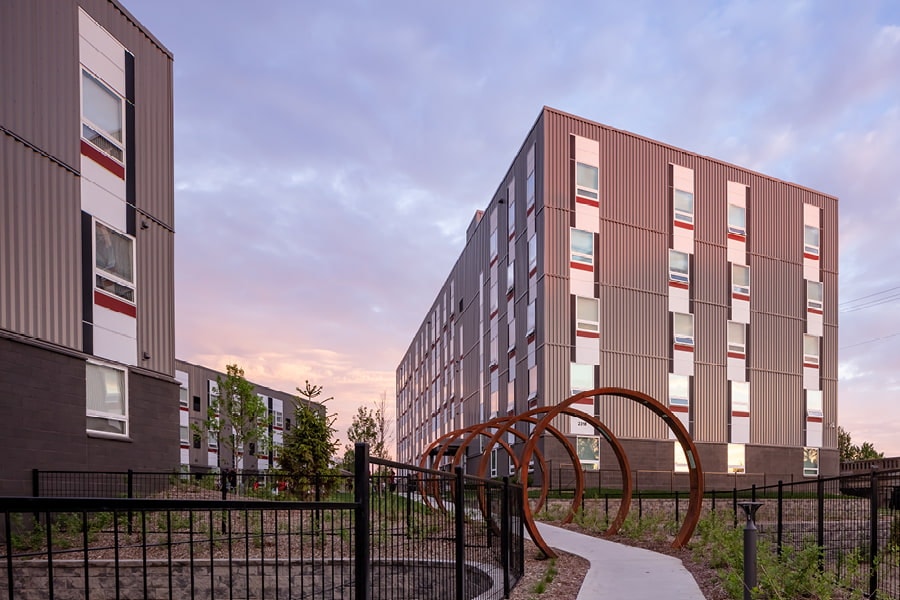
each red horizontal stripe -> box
[732,411,750,418]
[571,262,593,272]
[803,362,819,369]
[529,268,537,277]
[526,204,535,216]
[732,293,750,302]
[208,448,218,454]
[507,349,516,357]
[807,416,823,423]
[670,405,689,413]
[803,253,819,261]
[727,351,746,359]
[807,308,823,315]
[180,444,190,449]
[94,290,136,317]
[489,364,499,373]
[673,344,694,353]
[673,220,694,231]
[507,291,514,301]
[180,406,189,412]
[81,140,125,179]
[490,256,498,267]
[727,232,746,242]
[490,309,498,319]
[669,280,689,290]
[508,231,515,241]
[576,330,600,339]
[576,196,600,207]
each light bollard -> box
[737,501,764,600]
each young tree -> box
[196,364,271,472]
[838,426,884,462]
[279,381,338,497]
[342,393,394,470]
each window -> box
[490,448,498,478]
[274,410,284,429]
[570,228,594,270]
[575,296,599,335]
[673,313,694,347]
[668,374,690,408]
[731,381,750,415]
[674,443,689,473]
[179,386,189,408]
[804,225,820,257]
[807,281,823,313]
[507,183,516,235]
[489,230,498,263]
[727,322,746,357]
[192,432,201,449]
[528,366,538,400]
[81,70,124,162]
[669,250,690,286]
[803,334,820,367]
[528,234,537,273]
[806,390,823,419]
[95,222,135,304]
[86,362,127,436]
[803,447,819,477]
[285,417,291,431]
[526,300,536,336]
[571,363,594,395]
[575,163,599,200]
[507,260,515,293]
[180,426,189,445]
[727,443,746,474]
[193,396,201,412]
[728,204,746,236]
[526,160,535,211]
[576,436,600,470]
[673,189,694,225]
[732,264,750,299]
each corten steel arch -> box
[476,406,632,532]
[416,427,531,512]
[451,414,576,516]
[521,387,705,550]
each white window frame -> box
[575,162,599,200]
[274,410,284,429]
[571,363,595,395]
[489,229,498,263]
[673,312,694,347]
[807,280,823,313]
[575,296,599,334]
[731,381,750,415]
[94,220,136,305]
[526,300,536,336]
[179,385,189,408]
[803,334,820,367]
[806,390,823,419]
[506,260,515,293]
[803,447,819,477]
[732,264,750,298]
[576,436,600,471]
[570,228,594,269]
[490,448,498,478]
[526,162,535,211]
[527,365,538,400]
[804,225,820,257]
[81,68,125,164]
[727,321,746,356]
[673,189,694,225]
[180,425,189,445]
[669,250,690,285]
[528,234,537,273]
[668,373,690,408]
[85,360,128,437]
[727,443,746,474]
[728,203,746,236]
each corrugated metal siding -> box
[751,312,802,375]
[596,355,669,439]
[136,220,175,374]
[0,1,80,169]
[694,301,729,366]
[0,134,82,348]
[749,369,801,447]
[599,222,668,294]
[693,241,728,308]
[752,256,803,317]
[602,286,668,359]
[694,363,728,443]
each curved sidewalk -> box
[536,522,706,600]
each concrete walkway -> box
[536,522,707,600]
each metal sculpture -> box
[417,387,704,557]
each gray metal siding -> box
[137,219,175,375]
[0,134,82,348]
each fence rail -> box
[2,444,524,600]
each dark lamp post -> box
[737,501,764,600]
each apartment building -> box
[396,107,838,483]
[0,0,177,495]
[175,360,315,473]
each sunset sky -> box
[125,1,900,456]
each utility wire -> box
[839,291,900,313]
[840,331,900,350]
[839,284,900,306]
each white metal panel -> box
[803,366,820,390]
[806,421,823,448]
[672,349,694,376]
[731,416,750,444]
[806,312,823,336]
[727,238,746,265]
[804,258,820,282]
[727,357,746,382]
[673,229,694,254]
[727,181,747,208]
[575,204,599,232]
[668,287,690,314]
[803,203,820,227]
[575,336,599,365]
[82,177,126,232]
[570,272,593,297]
[731,298,750,324]
[180,448,190,465]
[78,8,126,96]
[81,156,126,204]
[671,165,694,193]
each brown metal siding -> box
[0,135,82,348]
[749,369,801,447]
[0,1,80,170]
[137,220,175,374]
[694,363,728,442]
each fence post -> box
[455,467,465,600]
[751,484,756,503]
[733,487,738,528]
[869,470,879,598]
[675,490,680,525]
[354,442,370,600]
[816,476,825,572]
[501,476,510,598]
[32,469,39,497]
[776,480,783,556]
[711,489,716,512]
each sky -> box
[123,0,900,457]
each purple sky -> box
[124,1,900,457]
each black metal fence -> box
[1,444,524,600]
[734,468,900,600]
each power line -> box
[840,331,900,350]
[839,284,900,306]
[839,292,900,313]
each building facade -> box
[0,0,177,495]
[396,107,839,484]
[175,360,313,473]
